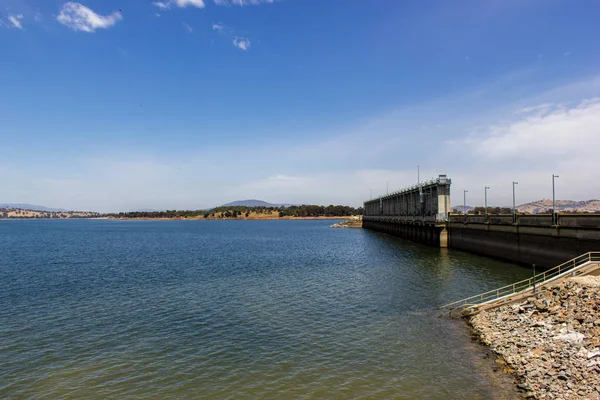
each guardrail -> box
[447,213,600,228]
[439,252,600,313]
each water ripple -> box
[0,220,528,399]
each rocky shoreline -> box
[469,276,600,399]
[330,216,362,228]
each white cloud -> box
[474,99,600,161]
[57,2,122,32]
[518,103,554,114]
[152,0,205,10]
[213,0,273,5]
[8,14,24,29]
[212,23,252,50]
[233,37,250,50]
[176,0,206,7]
[182,22,193,33]
[153,1,171,10]
[443,98,600,206]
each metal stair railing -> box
[439,252,600,312]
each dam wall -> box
[447,214,600,268]
[363,175,451,247]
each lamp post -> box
[552,174,559,225]
[386,181,389,195]
[370,189,372,200]
[512,181,519,223]
[464,190,468,215]
[532,264,537,293]
[484,186,490,217]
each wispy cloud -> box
[182,22,193,33]
[153,1,171,10]
[213,23,252,51]
[213,0,273,5]
[153,0,205,11]
[8,14,24,29]
[233,37,250,51]
[473,99,600,161]
[518,103,554,114]
[57,2,122,32]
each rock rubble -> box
[330,216,362,228]
[470,276,600,399]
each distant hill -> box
[0,203,68,212]
[220,200,296,208]
[517,199,600,214]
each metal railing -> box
[440,252,600,312]
[365,176,449,203]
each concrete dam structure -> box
[363,175,451,247]
[447,214,600,268]
[363,175,600,268]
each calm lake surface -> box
[0,220,532,399]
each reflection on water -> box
[0,220,528,399]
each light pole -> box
[370,189,372,200]
[417,165,420,185]
[386,181,389,195]
[464,190,468,215]
[532,264,537,293]
[484,186,490,217]
[512,181,519,222]
[552,174,559,224]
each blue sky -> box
[1,0,599,212]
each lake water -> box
[0,220,532,399]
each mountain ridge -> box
[220,199,297,208]
[0,203,68,212]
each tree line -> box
[109,205,364,219]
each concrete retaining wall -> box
[448,223,600,268]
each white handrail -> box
[440,252,600,312]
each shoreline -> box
[468,276,600,399]
[105,216,352,221]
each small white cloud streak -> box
[233,37,250,50]
[57,2,122,32]
[518,103,554,114]
[182,22,193,33]
[153,1,171,10]
[152,0,205,10]
[8,14,24,29]
[213,0,273,5]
